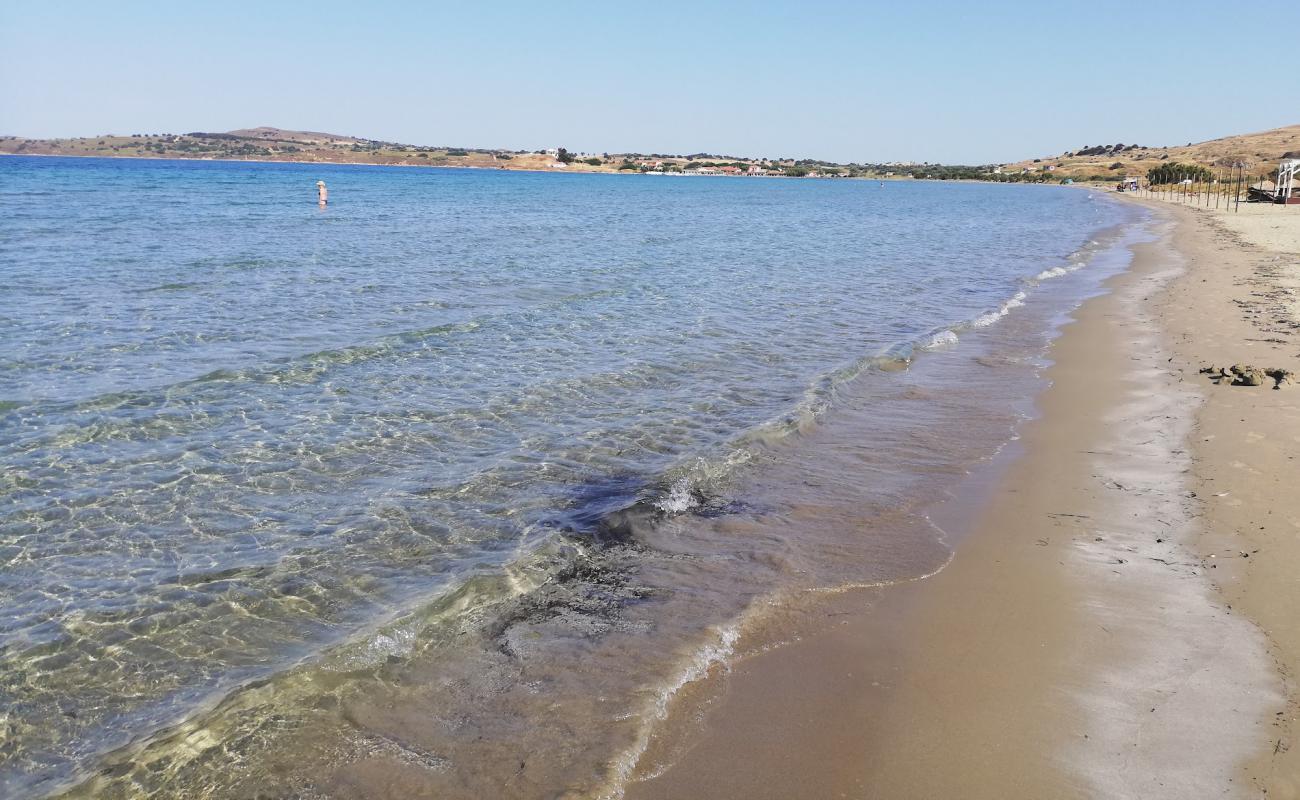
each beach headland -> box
[623,199,1300,798]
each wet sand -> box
[625,201,1300,798]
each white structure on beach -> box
[1277,156,1299,201]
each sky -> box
[2,0,1296,165]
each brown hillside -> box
[1010,124,1300,181]
[224,127,366,145]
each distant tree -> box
[1146,162,1211,185]
[584,157,602,166]
[557,148,575,164]
[447,149,468,156]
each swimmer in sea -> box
[316,180,328,206]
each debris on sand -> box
[1199,364,1294,389]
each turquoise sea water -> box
[0,156,1135,797]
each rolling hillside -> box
[0,127,614,172]
[1008,124,1300,181]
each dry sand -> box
[623,200,1300,798]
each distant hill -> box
[5,124,1296,183]
[0,127,849,176]
[1008,124,1300,181]
[222,126,365,144]
[0,127,618,173]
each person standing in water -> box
[316,180,328,206]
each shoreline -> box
[623,198,1298,797]
[0,151,1089,185]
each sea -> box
[0,155,1145,798]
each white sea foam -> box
[922,330,959,350]
[655,477,700,514]
[971,291,1027,328]
[600,623,742,798]
[1035,266,1069,280]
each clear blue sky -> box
[2,0,1295,164]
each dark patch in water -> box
[543,474,656,545]
[693,498,752,518]
[544,473,752,546]
[486,542,655,659]
[137,282,198,293]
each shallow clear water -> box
[0,156,1132,797]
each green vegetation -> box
[556,148,575,164]
[583,157,602,166]
[903,165,982,180]
[1146,162,1212,185]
